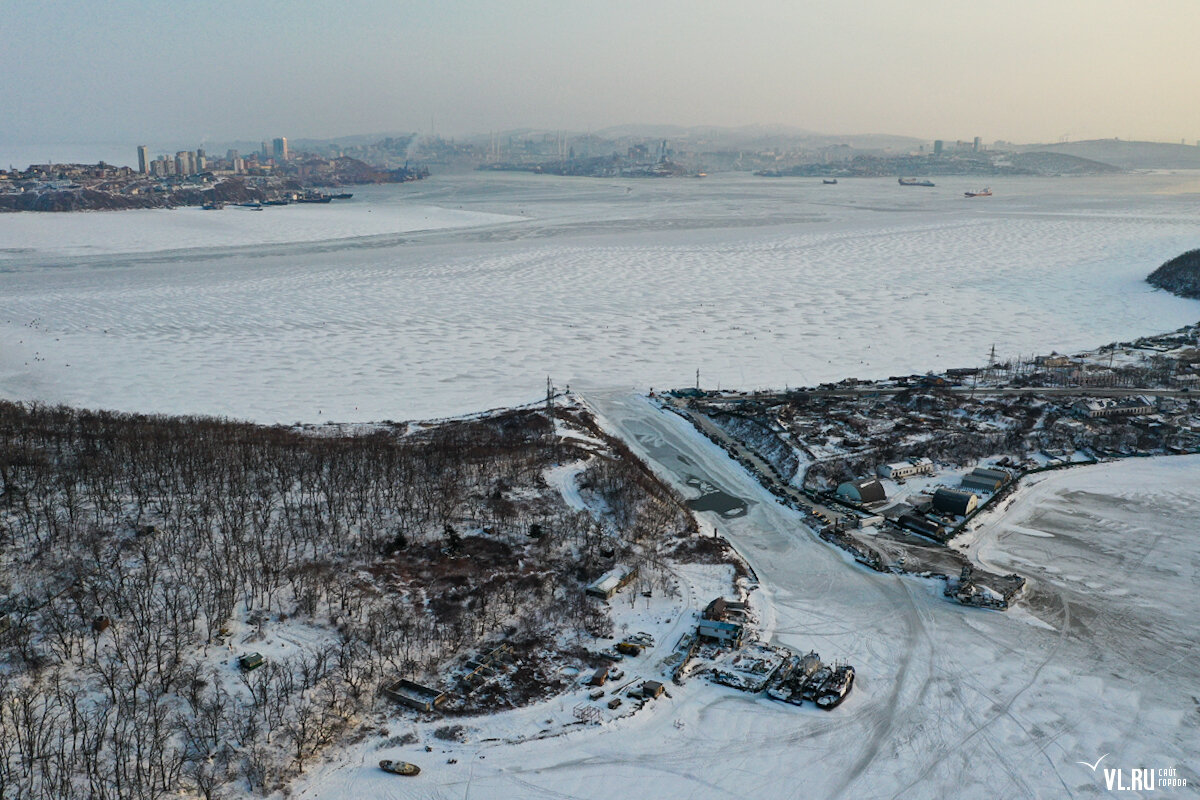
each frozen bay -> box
[1,171,1199,422]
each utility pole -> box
[546,376,553,416]
[696,368,700,390]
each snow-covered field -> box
[290,394,1200,799]
[1,171,1199,422]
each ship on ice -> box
[765,650,855,709]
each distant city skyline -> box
[2,0,1199,152]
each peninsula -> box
[0,138,428,212]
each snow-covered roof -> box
[588,565,633,594]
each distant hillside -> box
[1025,139,1200,170]
[1004,151,1122,175]
[1147,249,1200,299]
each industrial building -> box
[836,478,887,504]
[1073,396,1155,418]
[960,467,1010,493]
[877,458,934,480]
[932,488,979,517]
[961,474,1003,493]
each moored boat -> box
[814,664,855,709]
[898,177,935,187]
[379,759,420,776]
[964,187,992,197]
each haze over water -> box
[1,170,1198,423]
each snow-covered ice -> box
[1,171,1199,422]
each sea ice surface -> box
[1,171,1198,422]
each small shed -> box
[641,680,665,699]
[588,665,610,686]
[238,652,265,672]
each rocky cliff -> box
[1147,249,1200,299]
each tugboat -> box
[379,759,420,776]
[898,177,935,187]
[822,178,838,185]
[964,187,992,197]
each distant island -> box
[755,150,1118,179]
[0,137,428,212]
[1148,249,1200,299]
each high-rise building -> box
[973,136,982,152]
[261,141,270,159]
[226,148,239,161]
[137,145,150,174]
[933,139,944,156]
[195,149,207,172]
[273,137,288,162]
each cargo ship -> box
[898,177,935,187]
[964,188,992,197]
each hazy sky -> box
[3,0,1199,149]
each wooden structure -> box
[641,680,666,699]
[383,678,448,713]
